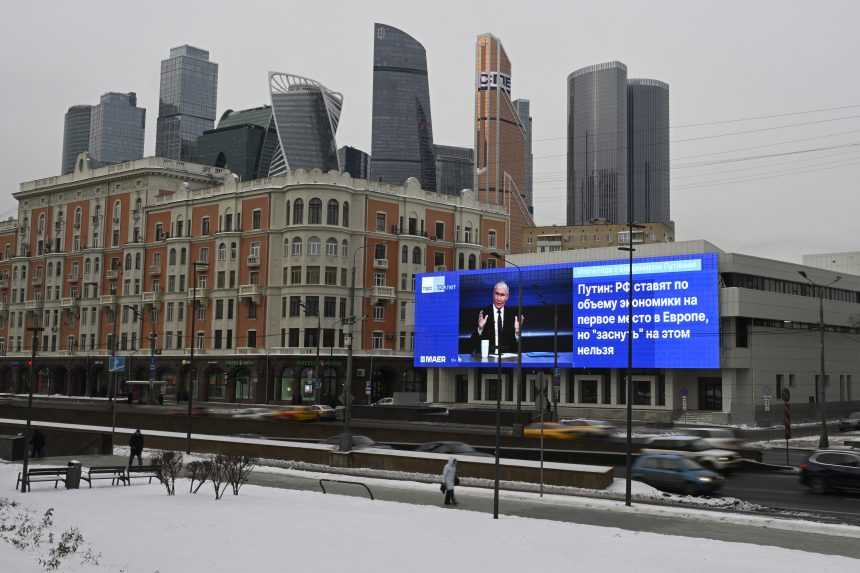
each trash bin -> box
[65,460,82,489]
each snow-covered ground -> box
[747,431,860,450]
[1,461,858,573]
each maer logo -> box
[420,355,446,364]
[421,276,446,294]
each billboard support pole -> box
[493,338,502,519]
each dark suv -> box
[800,450,860,494]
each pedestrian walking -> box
[31,429,46,458]
[128,429,144,466]
[441,457,459,506]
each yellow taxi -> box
[523,422,583,440]
[270,405,320,422]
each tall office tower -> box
[268,72,343,175]
[193,105,279,181]
[338,146,371,179]
[513,98,533,213]
[61,105,92,174]
[474,33,533,252]
[434,144,473,195]
[88,92,146,166]
[371,23,436,190]
[566,61,628,225]
[155,45,219,161]
[627,79,670,224]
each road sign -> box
[149,356,156,374]
[109,356,126,373]
[681,395,687,411]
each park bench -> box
[82,465,128,487]
[15,467,69,492]
[124,464,163,485]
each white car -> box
[679,427,742,451]
[372,397,394,406]
[641,436,742,472]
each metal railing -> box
[318,479,374,500]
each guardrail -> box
[318,478,375,500]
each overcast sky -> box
[2,1,858,263]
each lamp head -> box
[798,270,808,279]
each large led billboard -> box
[414,253,719,369]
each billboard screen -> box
[414,253,719,369]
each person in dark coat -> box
[128,429,144,466]
[441,458,458,506]
[31,429,46,458]
[470,281,523,355]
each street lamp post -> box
[341,245,366,452]
[20,323,43,493]
[186,261,208,454]
[798,271,841,449]
[124,304,158,404]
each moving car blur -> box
[558,418,616,437]
[523,422,585,440]
[838,412,860,433]
[800,450,860,494]
[323,434,392,449]
[415,441,492,457]
[632,453,724,495]
[641,436,741,473]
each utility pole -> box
[187,261,208,454]
[20,324,44,493]
[340,245,365,452]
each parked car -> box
[558,418,616,437]
[523,422,584,440]
[372,397,394,406]
[311,404,337,421]
[323,434,391,450]
[632,453,724,495]
[270,405,320,422]
[838,412,860,433]
[640,436,742,473]
[678,427,742,451]
[800,450,860,494]
[416,441,492,457]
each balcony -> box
[246,254,261,267]
[141,291,162,305]
[67,273,81,283]
[60,297,79,309]
[106,269,119,280]
[237,347,261,355]
[238,284,261,300]
[31,275,43,286]
[25,299,42,311]
[371,286,395,299]
[0,301,8,313]
[187,287,209,301]
[99,294,117,306]
[148,264,162,275]
[373,258,389,270]
[371,348,394,356]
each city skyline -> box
[3,1,860,263]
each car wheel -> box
[682,483,696,496]
[810,477,828,494]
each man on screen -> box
[471,281,524,355]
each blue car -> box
[632,453,724,495]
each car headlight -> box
[697,477,713,482]
[717,456,731,462]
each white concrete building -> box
[803,251,860,277]
[425,240,860,426]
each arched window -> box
[180,248,187,265]
[175,215,184,238]
[285,199,291,226]
[84,258,91,275]
[458,253,464,269]
[218,243,226,261]
[38,214,45,235]
[74,208,82,228]
[283,238,290,257]
[488,230,497,248]
[464,224,473,244]
[168,248,177,266]
[56,262,62,276]
[326,199,339,225]
[125,254,132,270]
[326,238,338,257]
[342,201,349,227]
[135,197,142,212]
[468,254,477,270]
[341,239,348,257]
[291,237,303,256]
[135,253,141,270]
[230,242,237,260]
[308,198,322,224]
[308,236,321,256]
[401,245,408,263]
[292,199,304,224]
[412,247,422,265]
[47,262,53,277]
[113,200,121,222]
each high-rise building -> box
[61,105,92,175]
[371,23,436,190]
[193,105,279,181]
[434,144,473,196]
[155,45,219,161]
[474,33,533,252]
[89,92,146,166]
[268,72,343,175]
[627,79,670,224]
[566,61,628,225]
[513,98,533,213]
[338,146,371,179]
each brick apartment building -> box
[0,155,509,404]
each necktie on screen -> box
[496,308,502,351]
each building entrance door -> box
[455,375,469,403]
[698,377,722,410]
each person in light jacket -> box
[441,457,458,506]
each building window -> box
[342,201,349,227]
[324,266,337,286]
[292,199,303,224]
[248,301,257,319]
[434,252,444,268]
[324,296,336,318]
[375,212,386,232]
[412,247,422,265]
[488,230,497,248]
[435,222,444,240]
[303,296,319,316]
[202,217,210,235]
[306,266,320,284]
[199,247,209,264]
[247,330,257,348]
[291,266,302,284]
[373,303,385,321]
[289,296,302,317]
[291,237,302,256]
[308,237,321,256]
[326,238,338,257]
[308,198,322,224]
[341,240,349,257]
[372,331,384,349]
[374,243,386,261]
[327,199,339,225]
[252,209,262,230]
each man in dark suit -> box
[471,281,523,355]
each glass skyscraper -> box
[434,144,473,196]
[89,92,145,166]
[371,24,436,190]
[513,98,533,212]
[338,146,371,179]
[566,61,628,225]
[155,45,219,161]
[268,72,342,175]
[61,105,92,174]
[628,79,670,224]
[193,105,279,181]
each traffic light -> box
[26,359,32,368]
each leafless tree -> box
[208,455,230,500]
[186,461,210,494]
[225,455,257,496]
[154,452,183,496]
